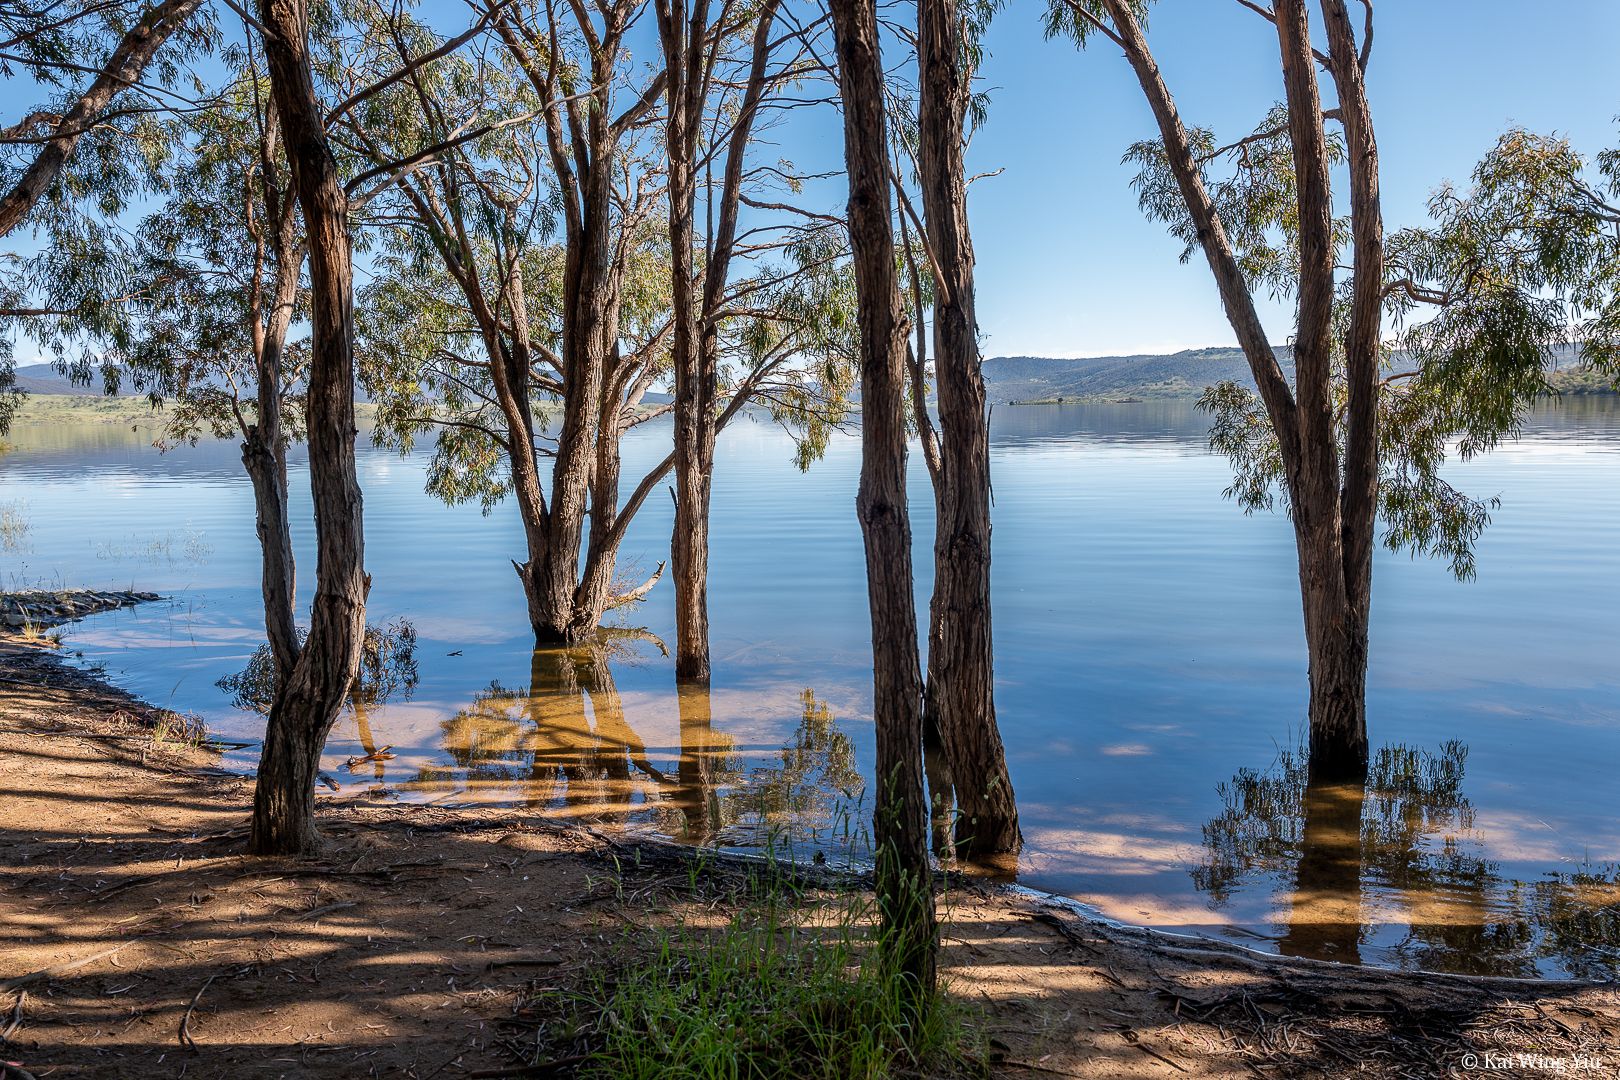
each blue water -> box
[3,397,1618,977]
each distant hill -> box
[983,347,1295,403]
[10,363,90,395]
[984,342,1605,403]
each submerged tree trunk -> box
[916,0,1020,859]
[829,0,936,1002]
[1298,530,1370,782]
[249,0,368,856]
[659,0,780,683]
[1100,0,1379,782]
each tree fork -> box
[248,0,368,856]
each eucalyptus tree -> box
[1051,1,1616,783]
[827,0,936,1004]
[0,0,215,430]
[906,0,1019,858]
[653,0,854,683]
[248,0,369,855]
[348,0,681,644]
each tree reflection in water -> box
[217,618,420,783]
[420,640,864,853]
[1194,740,1620,977]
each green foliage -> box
[1041,0,1151,45]
[1197,374,1498,581]
[553,882,986,1080]
[1125,105,1348,300]
[1,0,219,434]
[742,229,861,472]
[1389,125,1620,395]
[1183,120,1620,580]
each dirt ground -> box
[3,636,1618,1079]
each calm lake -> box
[4,398,1618,978]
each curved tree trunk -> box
[916,0,1020,859]
[829,0,936,1004]
[249,0,368,857]
[242,190,303,685]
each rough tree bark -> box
[240,114,302,686]
[0,0,206,238]
[249,0,368,856]
[829,0,937,1001]
[1099,0,1380,782]
[916,0,1020,858]
[484,3,673,645]
[657,0,781,683]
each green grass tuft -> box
[551,878,986,1080]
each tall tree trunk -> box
[828,0,936,1003]
[1101,0,1375,782]
[916,0,1020,859]
[249,0,368,856]
[658,0,711,683]
[660,0,779,683]
[242,199,302,685]
[1274,0,1368,781]
[1321,0,1385,779]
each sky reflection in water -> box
[4,398,1619,977]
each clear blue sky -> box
[8,0,1617,366]
[952,0,1620,358]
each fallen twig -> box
[178,973,217,1052]
[467,1055,592,1078]
[84,874,163,903]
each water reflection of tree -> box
[423,641,688,823]
[216,617,420,712]
[1529,865,1620,981]
[217,618,420,783]
[1188,740,1605,976]
[716,689,864,851]
[425,651,863,850]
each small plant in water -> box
[0,500,29,553]
[151,710,208,749]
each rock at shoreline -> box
[0,589,162,629]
